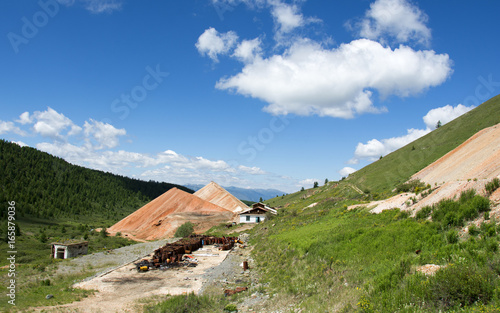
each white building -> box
[239,202,277,223]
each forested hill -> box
[0,139,193,221]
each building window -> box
[246,216,250,221]
[256,217,261,223]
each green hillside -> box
[0,139,192,222]
[347,94,500,193]
[249,95,500,312]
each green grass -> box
[347,94,500,193]
[250,183,500,312]
[143,293,230,313]
[0,262,96,312]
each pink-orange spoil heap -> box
[194,181,249,214]
[108,187,236,241]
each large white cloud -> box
[195,27,238,62]
[216,39,452,118]
[355,0,431,45]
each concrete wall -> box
[53,243,88,259]
[239,214,266,224]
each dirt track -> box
[35,245,232,312]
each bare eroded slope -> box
[352,123,500,213]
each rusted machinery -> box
[136,235,238,270]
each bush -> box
[396,179,426,193]
[468,224,480,236]
[460,189,476,203]
[446,229,459,244]
[485,178,500,195]
[175,222,194,238]
[425,261,496,309]
[472,196,490,213]
[145,293,226,313]
[416,206,432,220]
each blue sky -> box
[1,0,499,193]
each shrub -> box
[468,224,480,236]
[416,206,432,220]
[481,222,497,237]
[459,189,476,203]
[446,229,459,244]
[472,196,490,213]
[175,222,194,238]
[425,261,495,309]
[145,293,226,313]
[396,179,426,193]
[485,178,500,195]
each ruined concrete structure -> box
[51,240,88,259]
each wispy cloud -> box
[58,0,123,14]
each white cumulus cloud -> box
[83,119,126,149]
[348,104,475,164]
[355,0,431,45]
[216,39,452,118]
[196,28,238,62]
[351,128,430,163]
[423,104,475,130]
[233,38,263,63]
[32,107,82,138]
[0,121,25,136]
[339,167,357,177]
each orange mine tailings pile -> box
[194,181,249,213]
[108,187,236,241]
[412,123,500,185]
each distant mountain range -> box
[184,184,286,202]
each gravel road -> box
[56,239,173,279]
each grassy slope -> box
[251,95,500,312]
[347,94,500,193]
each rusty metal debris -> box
[224,286,248,296]
[134,235,237,271]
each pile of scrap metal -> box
[135,235,238,271]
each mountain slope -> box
[186,184,285,202]
[0,139,192,222]
[347,94,500,193]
